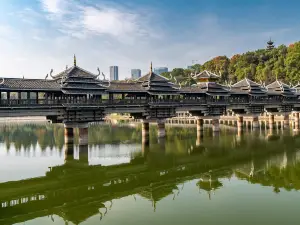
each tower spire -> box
[74,54,77,66]
[267,38,274,50]
[150,62,153,73]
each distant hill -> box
[161,41,300,85]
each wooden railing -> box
[0,97,299,107]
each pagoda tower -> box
[267,38,275,50]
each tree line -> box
[161,41,300,85]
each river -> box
[0,123,300,225]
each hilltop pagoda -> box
[267,38,275,50]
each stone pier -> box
[252,116,259,129]
[237,115,243,131]
[294,112,299,131]
[64,142,74,162]
[79,126,89,145]
[64,124,74,144]
[212,118,220,132]
[142,120,150,141]
[284,114,290,129]
[269,114,275,130]
[157,119,166,138]
[196,118,204,132]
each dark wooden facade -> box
[0,65,300,122]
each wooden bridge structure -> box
[1,57,300,140]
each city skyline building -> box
[131,69,142,79]
[153,67,168,75]
[109,66,119,81]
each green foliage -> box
[160,41,300,84]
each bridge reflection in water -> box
[1,124,300,224]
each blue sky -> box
[0,0,299,79]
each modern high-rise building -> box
[153,67,168,75]
[109,66,119,80]
[131,69,142,79]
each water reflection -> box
[0,123,300,224]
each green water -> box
[0,123,300,225]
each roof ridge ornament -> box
[101,72,106,80]
[96,67,101,78]
[101,72,111,88]
[49,69,54,79]
[74,54,76,66]
[45,74,48,80]
[0,78,4,85]
[150,61,153,73]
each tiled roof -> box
[52,66,98,79]
[231,78,267,96]
[137,71,178,94]
[180,86,206,94]
[266,80,295,96]
[108,82,146,92]
[0,78,61,91]
[137,72,168,82]
[193,70,220,79]
[196,82,230,96]
[62,83,105,89]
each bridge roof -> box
[51,65,99,79]
[231,78,267,96]
[197,82,230,96]
[138,71,179,95]
[0,78,61,91]
[55,66,108,94]
[180,86,206,94]
[108,82,146,93]
[266,80,295,97]
[193,70,220,80]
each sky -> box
[0,0,300,79]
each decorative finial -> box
[150,61,153,73]
[74,54,76,66]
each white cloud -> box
[39,0,154,43]
[0,2,299,80]
[41,0,64,14]
[82,6,137,37]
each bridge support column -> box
[269,114,275,130]
[294,112,299,131]
[197,118,204,132]
[196,118,204,146]
[142,120,150,142]
[64,124,74,162]
[64,142,74,162]
[212,118,220,132]
[196,131,203,146]
[157,119,166,138]
[252,116,259,129]
[64,125,74,144]
[78,124,89,164]
[237,116,243,131]
[79,127,89,146]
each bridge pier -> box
[252,116,259,129]
[79,126,89,146]
[196,131,203,146]
[64,125,74,144]
[237,115,243,132]
[269,114,275,130]
[64,142,74,162]
[284,113,290,128]
[157,119,166,138]
[211,118,220,132]
[294,112,299,131]
[197,118,204,132]
[142,120,150,141]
